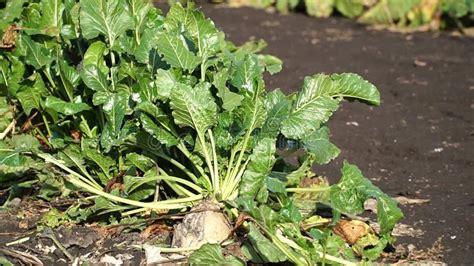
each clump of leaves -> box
[0,0,402,264]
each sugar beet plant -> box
[0,0,403,264]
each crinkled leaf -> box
[231,55,262,95]
[259,89,290,139]
[80,0,133,46]
[84,149,115,180]
[282,73,380,139]
[154,69,177,101]
[330,161,403,234]
[169,82,217,135]
[140,113,179,147]
[302,126,340,165]
[164,3,219,58]
[156,31,200,71]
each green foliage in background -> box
[223,0,474,30]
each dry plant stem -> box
[37,153,202,210]
[0,248,43,265]
[0,120,15,140]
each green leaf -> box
[302,126,340,165]
[164,3,219,59]
[80,65,109,92]
[305,0,334,17]
[83,41,109,74]
[154,69,177,101]
[213,70,243,112]
[39,0,65,36]
[281,73,380,139]
[21,35,51,70]
[101,93,128,150]
[140,113,179,147]
[84,149,115,180]
[0,97,13,133]
[16,74,49,115]
[0,0,26,30]
[169,82,217,135]
[240,138,276,200]
[126,0,152,31]
[258,54,282,75]
[44,96,90,115]
[246,223,287,263]
[0,256,14,266]
[80,0,133,46]
[359,0,419,24]
[126,153,154,172]
[330,161,403,234]
[231,55,263,95]
[259,89,290,139]
[156,31,200,71]
[189,243,245,266]
[334,0,364,18]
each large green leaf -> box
[164,3,219,58]
[302,126,340,165]
[44,96,90,116]
[281,73,380,139]
[80,0,132,46]
[21,35,51,70]
[169,82,217,135]
[330,161,403,234]
[155,31,200,71]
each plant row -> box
[0,0,402,264]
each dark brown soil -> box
[191,2,474,264]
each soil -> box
[1,2,473,265]
[190,2,473,264]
